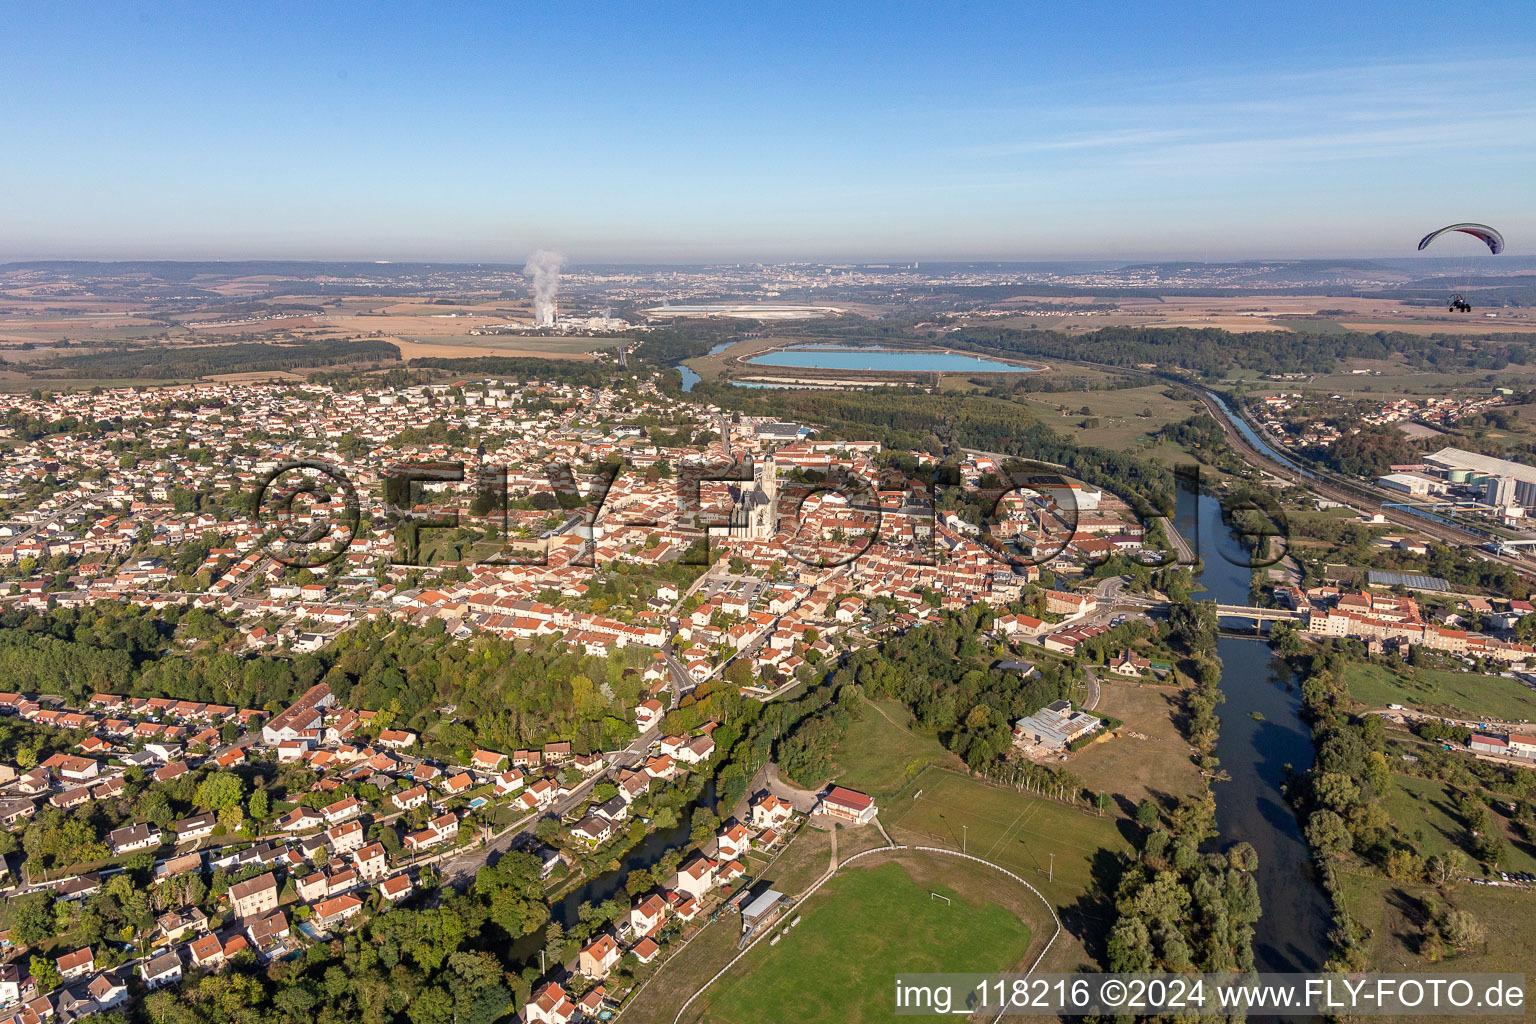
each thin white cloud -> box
[938,54,1536,172]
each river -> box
[1175,480,1333,983]
[679,341,734,392]
[510,782,716,963]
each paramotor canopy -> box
[1417,223,1504,255]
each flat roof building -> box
[1013,700,1102,751]
[741,888,786,934]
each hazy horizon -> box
[2,253,1532,268]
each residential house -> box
[380,874,413,902]
[674,855,716,899]
[526,982,577,1024]
[716,822,751,860]
[312,893,364,931]
[188,933,226,970]
[578,934,621,979]
[276,806,323,832]
[107,822,162,855]
[750,793,794,830]
[1108,650,1150,677]
[353,842,387,882]
[321,796,363,825]
[630,894,668,937]
[140,950,182,990]
[174,811,217,844]
[327,820,365,855]
[57,947,94,981]
[87,970,127,1011]
[229,872,279,920]
[156,907,208,944]
[470,749,506,774]
[571,816,614,844]
[246,910,291,954]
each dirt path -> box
[864,696,905,728]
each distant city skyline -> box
[3,2,1533,261]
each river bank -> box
[1178,478,1333,977]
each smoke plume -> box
[524,249,565,326]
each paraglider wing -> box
[1417,223,1504,255]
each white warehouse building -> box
[1424,447,1536,509]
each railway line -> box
[1042,354,1536,577]
[1176,383,1536,575]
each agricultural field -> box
[0,374,204,392]
[1343,662,1536,724]
[685,856,1035,1024]
[387,333,618,361]
[994,294,1536,335]
[1242,359,1536,398]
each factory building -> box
[1423,447,1536,510]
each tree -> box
[273,986,318,1021]
[1426,849,1470,886]
[218,804,245,834]
[194,772,245,811]
[406,987,454,1024]
[1472,827,1506,867]
[9,893,56,944]
[1305,810,1351,857]
[184,872,208,909]
[1135,798,1159,826]
[30,955,61,995]
[1269,621,1304,657]
[1439,908,1486,952]
[1225,842,1258,873]
[1106,916,1154,972]
[1384,848,1423,882]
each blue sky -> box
[2,2,1533,261]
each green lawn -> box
[1381,772,1536,875]
[699,859,1030,1024]
[1012,385,1204,450]
[1338,871,1536,992]
[883,766,1130,902]
[1344,662,1536,723]
[828,699,954,797]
